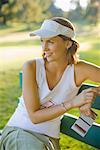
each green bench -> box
[0,72,100,149]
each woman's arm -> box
[22,60,40,113]
[75,61,100,117]
[82,61,100,82]
[75,61,100,86]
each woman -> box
[0,17,100,150]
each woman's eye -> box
[48,40,54,44]
[41,39,43,42]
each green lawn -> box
[0,40,40,47]
[0,23,100,150]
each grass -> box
[0,40,40,47]
[0,22,100,150]
[0,69,21,128]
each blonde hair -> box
[51,17,79,65]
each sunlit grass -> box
[0,40,40,47]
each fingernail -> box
[95,113,98,116]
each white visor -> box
[30,19,75,39]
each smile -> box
[45,52,53,57]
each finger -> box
[85,94,96,101]
[91,112,96,120]
[90,109,98,117]
[79,107,91,115]
[86,92,95,97]
[94,86,100,90]
[85,95,95,101]
[82,89,97,101]
[84,88,98,93]
[85,99,93,103]
[84,111,95,119]
[80,103,91,110]
[80,110,92,118]
[87,109,97,120]
[79,106,97,120]
[94,86,100,95]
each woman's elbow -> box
[29,112,40,124]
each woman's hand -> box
[79,103,97,120]
[70,87,97,108]
[79,86,99,119]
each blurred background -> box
[0,0,100,149]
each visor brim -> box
[30,29,59,38]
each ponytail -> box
[67,40,79,65]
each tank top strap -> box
[69,64,80,89]
[35,58,45,88]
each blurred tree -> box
[68,0,83,21]
[48,1,63,17]
[2,0,52,24]
[85,0,100,25]
[0,0,8,24]
[0,0,8,5]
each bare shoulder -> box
[22,59,36,79]
[75,60,100,83]
[22,59,36,70]
[76,60,100,72]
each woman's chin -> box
[46,56,53,62]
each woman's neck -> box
[45,57,68,73]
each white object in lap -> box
[71,114,94,137]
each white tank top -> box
[7,58,80,138]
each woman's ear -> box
[65,40,72,49]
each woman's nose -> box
[42,42,48,51]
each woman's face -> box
[41,36,69,62]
